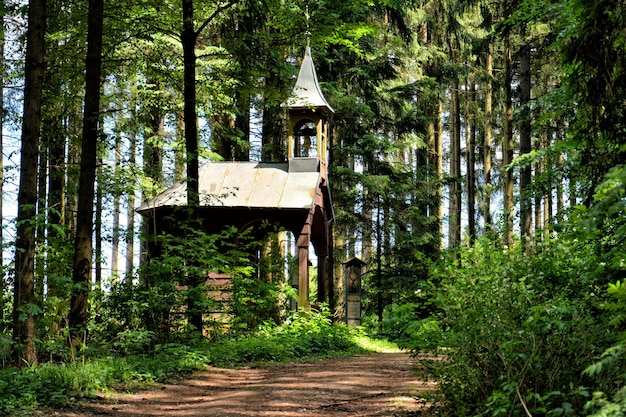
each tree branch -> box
[515,384,533,417]
[194,0,239,39]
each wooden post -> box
[298,245,309,309]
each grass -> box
[353,335,404,353]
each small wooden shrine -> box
[137,44,334,310]
[344,257,365,326]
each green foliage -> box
[393,158,626,416]
[0,345,213,415]
[585,388,626,417]
[581,279,626,416]
[132,220,287,342]
[227,230,289,333]
[210,307,362,367]
[389,237,614,416]
[0,362,108,414]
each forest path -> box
[50,352,436,417]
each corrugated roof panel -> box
[198,163,229,206]
[218,164,259,207]
[247,166,289,207]
[141,181,186,211]
[280,171,321,209]
[137,161,321,213]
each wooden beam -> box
[298,245,309,309]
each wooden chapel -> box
[137,44,335,311]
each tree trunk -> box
[519,36,532,248]
[234,88,250,161]
[483,44,493,233]
[534,143,542,235]
[536,130,547,237]
[169,0,238,331]
[0,11,4,322]
[65,118,80,236]
[125,193,135,278]
[144,77,164,187]
[111,123,122,277]
[139,77,164,279]
[448,85,461,249]
[95,159,103,289]
[262,72,286,163]
[557,152,564,222]
[543,128,553,238]
[434,100,443,247]
[126,128,137,279]
[41,6,67,321]
[45,110,65,297]
[181,0,203,333]
[375,196,383,325]
[331,225,346,322]
[503,33,514,248]
[182,0,200,210]
[465,82,476,243]
[13,0,46,365]
[330,127,346,321]
[68,0,104,345]
[327,223,335,313]
[36,144,47,302]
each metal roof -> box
[286,45,334,113]
[136,161,323,214]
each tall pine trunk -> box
[503,32,514,248]
[465,82,476,243]
[261,69,286,163]
[234,89,250,161]
[126,129,137,279]
[13,0,46,365]
[68,0,104,345]
[111,121,122,277]
[483,44,493,232]
[144,77,164,186]
[543,128,553,238]
[44,103,65,297]
[448,85,461,249]
[434,100,443,247]
[182,0,199,210]
[0,11,4,321]
[95,159,103,288]
[181,0,203,333]
[519,35,532,248]
[138,78,164,279]
[35,144,47,302]
[178,0,238,333]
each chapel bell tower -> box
[287,43,334,165]
[284,43,335,310]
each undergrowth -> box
[1,309,370,416]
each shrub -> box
[396,237,614,416]
[210,307,361,367]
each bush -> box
[395,237,614,416]
[210,307,362,367]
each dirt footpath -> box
[52,352,436,417]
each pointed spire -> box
[287,45,334,113]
